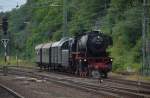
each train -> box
[35,31,112,78]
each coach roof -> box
[42,43,52,49]
[56,37,72,47]
[35,44,44,50]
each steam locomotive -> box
[35,31,112,78]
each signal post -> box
[1,16,9,75]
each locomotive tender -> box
[35,31,112,78]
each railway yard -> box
[0,0,150,98]
[0,66,150,98]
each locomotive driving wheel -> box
[91,70,101,78]
[103,72,108,78]
[90,70,108,78]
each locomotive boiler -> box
[74,31,112,56]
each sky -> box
[0,0,27,12]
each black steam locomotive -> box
[35,31,112,78]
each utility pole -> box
[142,0,150,76]
[63,0,68,37]
[146,0,150,75]
[0,17,2,32]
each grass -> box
[126,74,150,83]
[112,66,150,82]
[0,56,36,68]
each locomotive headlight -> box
[97,36,103,42]
[84,59,87,62]
[110,59,113,61]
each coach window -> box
[62,41,69,49]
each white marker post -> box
[1,39,9,76]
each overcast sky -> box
[0,0,27,12]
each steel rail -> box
[0,83,24,98]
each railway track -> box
[0,83,24,98]
[106,77,150,89]
[35,73,150,98]
[0,66,150,98]
[3,68,117,98]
